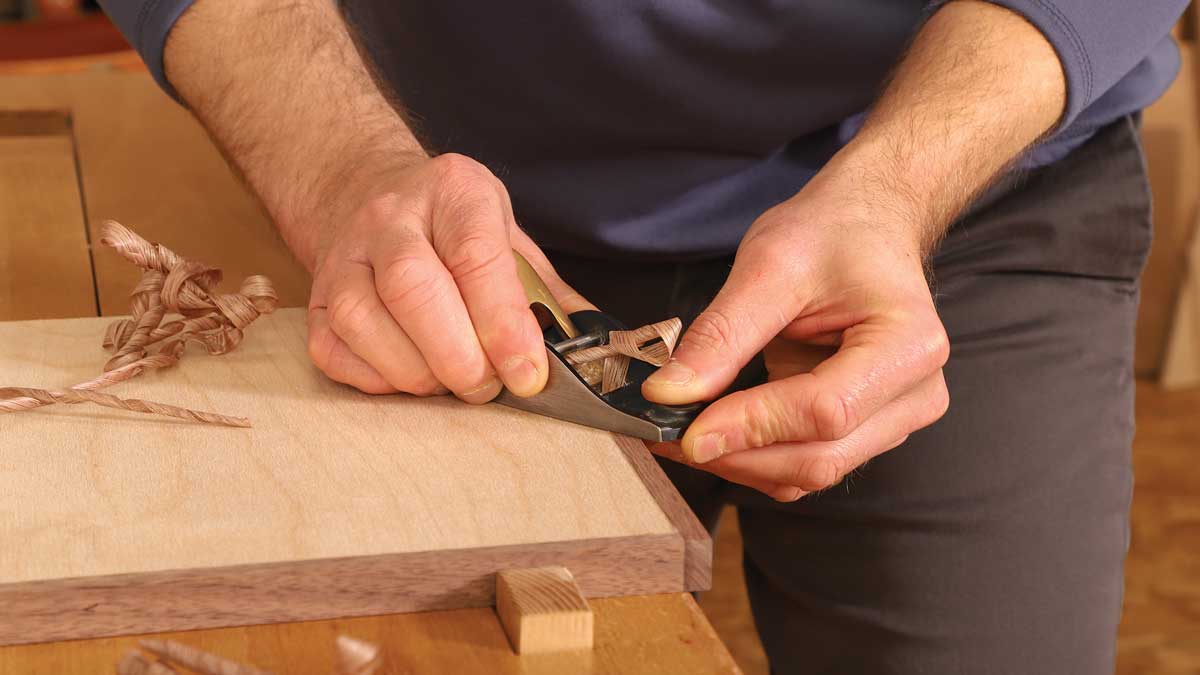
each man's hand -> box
[644,0,1067,499]
[164,0,587,402]
[646,183,949,501]
[306,153,588,401]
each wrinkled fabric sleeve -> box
[929,0,1189,130]
[96,0,198,98]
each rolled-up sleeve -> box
[97,0,198,96]
[937,0,1190,129]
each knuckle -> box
[742,392,790,447]
[306,325,337,371]
[918,323,951,369]
[430,153,491,187]
[927,378,951,423]
[687,308,739,356]
[432,152,478,175]
[377,254,444,315]
[442,231,506,284]
[810,387,856,441]
[477,304,535,352]
[326,289,374,342]
[787,451,846,492]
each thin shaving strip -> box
[0,388,250,428]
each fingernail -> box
[501,355,540,396]
[460,376,502,404]
[689,432,726,464]
[646,359,695,387]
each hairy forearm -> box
[812,0,1066,253]
[164,0,426,269]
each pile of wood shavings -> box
[0,220,276,428]
[565,318,682,394]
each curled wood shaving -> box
[565,318,682,394]
[140,639,273,675]
[0,220,275,427]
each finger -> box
[314,263,444,395]
[680,307,949,462]
[696,372,948,496]
[306,307,399,395]
[510,227,597,314]
[643,244,809,404]
[763,339,834,381]
[649,441,793,499]
[431,186,548,397]
[371,230,500,404]
[648,440,686,463]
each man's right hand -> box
[162,0,587,402]
[306,153,590,402]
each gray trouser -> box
[547,116,1151,675]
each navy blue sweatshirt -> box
[99,0,1188,260]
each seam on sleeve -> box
[1023,0,1092,106]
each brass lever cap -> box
[512,250,579,339]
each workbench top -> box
[0,68,739,674]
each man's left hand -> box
[643,183,950,502]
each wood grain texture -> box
[0,308,717,644]
[0,534,683,646]
[495,567,593,654]
[0,593,741,675]
[0,70,310,315]
[0,129,96,321]
[614,434,713,590]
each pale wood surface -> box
[0,132,95,321]
[0,308,714,643]
[496,566,593,654]
[0,69,311,315]
[0,68,732,669]
[0,593,740,675]
[1,308,671,580]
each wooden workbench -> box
[0,68,740,674]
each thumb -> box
[643,248,803,404]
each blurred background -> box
[2,3,1198,674]
[0,0,139,72]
